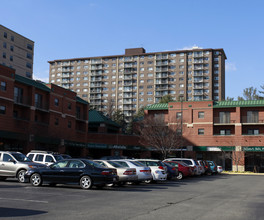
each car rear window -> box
[113,161,129,167]
[130,161,144,167]
[181,160,192,165]
[107,161,123,168]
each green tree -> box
[241,87,260,100]
[225,96,234,101]
[159,95,174,103]
[112,110,125,127]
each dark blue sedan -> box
[25,159,117,189]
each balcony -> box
[156,61,168,66]
[90,77,102,82]
[91,65,103,70]
[14,96,31,106]
[214,117,236,125]
[156,67,168,72]
[35,102,49,111]
[155,79,168,84]
[156,85,168,90]
[242,117,264,124]
[156,55,168,60]
[156,73,168,78]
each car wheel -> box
[177,172,183,180]
[80,175,93,189]
[30,173,42,187]
[17,170,26,183]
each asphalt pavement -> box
[0,174,264,220]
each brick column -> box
[232,146,245,171]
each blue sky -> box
[1,0,263,99]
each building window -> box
[248,129,259,135]
[1,82,6,91]
[198,129,204,135]
[198,112,204,119]
[68,121,72,128]
[68,103,72,110]
[3,42,6,48]
[35,93,43,108]
[55,118,59,125]
[247,111,258,123]
[11,36,14,41]
[27,44,33,50]
[4,32,7,38]
[14,87,23,103]
[10,45,14,51]
[26,62,32,69]
[10,56,13,61]
[176,112,182,119]
[3,52,6,59]
[54,98,59,106]
[220,129,231,135]
[219,112,230,123]
[0,105,6,114]
[27,53,32,59]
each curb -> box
[222,172,264,176]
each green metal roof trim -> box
[15,75,50,92]
[76,96,89,104]
[145,103,168,110]
[88,110,120,127]
[214,100,264,108]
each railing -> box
[242,116,263,123]
[35,102,49,111]
[214,117,236,124]
[14,96,31,106]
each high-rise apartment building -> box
[48,47,226,120]
[0,25,34,78]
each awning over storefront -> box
[193,146,235,152]
[243,147,264,152]
[0,130,27,141]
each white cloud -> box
[33,70,49,83]
[178,45,202,50]
[225,62,237,72]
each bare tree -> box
[137,114,183,159]
[221,143,245,172]
[105,97,115,119]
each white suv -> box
[27,151,63,166]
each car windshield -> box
[107,161,123,168]
[85,160,105,168]
[54,155,63,161]
[194,160,199,165]
[11,153,31,162]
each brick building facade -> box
[0,64,143,158]
[144,100,264,172]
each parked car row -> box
[0,150,222,190]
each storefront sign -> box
[243,147,264,152]
[194,146,234,152]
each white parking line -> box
[0,197,48,203]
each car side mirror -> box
[8,158,16,163]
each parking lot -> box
[1,174,264,220]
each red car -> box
[164,161,192,179]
